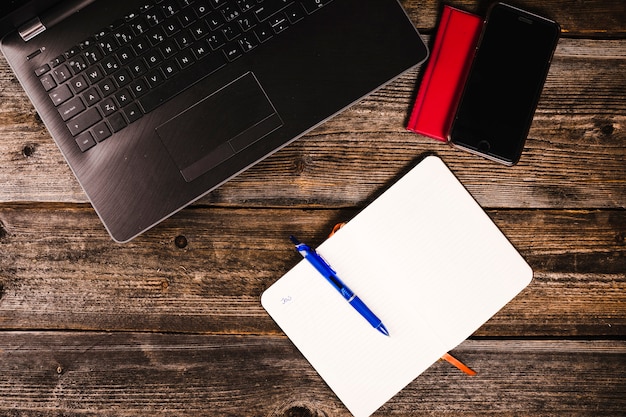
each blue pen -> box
[290,236,390,336]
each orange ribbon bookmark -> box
[441,352,477,376]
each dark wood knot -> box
[174,235,188,249]
[600,123,614,136]
[292,156,311,175]
[271,402,328,417]
[594,118,615,137]
[22,144,36,158]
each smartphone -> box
[449,2,560,165]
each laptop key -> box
[254,22,273,42]
[269,14,289,33]
[210,0,228,9]
[68,55,89,75]
[255,0,293,22]
[35,64,50,77]
[52,64,72,83]
[58,96,86,121]
[75,131,97,152]
[98,78,117,97]
[191,41,211,59]
[145,49,164,67]
[40,74,57,92]
[207,32,226,50]
[193,3,211,18]
[238,34,258,52]
[83,87,101,106]
[221,5,240,21]
[49,84,73,106]
[161,0,180,17]
[175,50,194,68]
[100,97,118,116]
[285,3,305,23]
[237,15,256,32]
[113,68,133,87]
[108,112,127,132]
[123,103,143,123]
[49,55,66,67]
[145,7,166,26]
[129,78,149,98]
[224,42,243,61]
[92,121,112,142]
[67,107,102,136]
[178,9,197,27]
[69,74,89,94]
[146,68,165,87]
[301,0,332,14]
[206,12,225,31]
[114,88,132,107]
[237,0,256,13]
[83,46,104,65]
[222,23,241,41]
[98,36,118,54]
[85,65,105,84]
[162,60,180,77]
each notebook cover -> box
[407,6,482,141]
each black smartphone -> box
[449,2,560,165]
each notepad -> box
[261,156,532,417]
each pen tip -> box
[289,235,300,245]
[378,324,390,337]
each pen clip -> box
[316,252,337,275]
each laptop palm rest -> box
[156,72,283,183]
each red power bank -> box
[407,6,483,141]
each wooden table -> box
[1,1,624,415]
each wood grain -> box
[400,0,626,37]
[1,333,624,416]
[1,207,624,337]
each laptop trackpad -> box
[156,72,283,182]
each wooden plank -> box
[1,206,624,336]
[401,0,626,37]
[0,333,624,416]
[0,38,624,208]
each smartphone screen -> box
[449,3,560,165]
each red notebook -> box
[407,6,483,141]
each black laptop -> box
[0,0,427,242]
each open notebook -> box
[261,156,532,417]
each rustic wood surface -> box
[0,0,625,416]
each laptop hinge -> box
[18,17,46,42]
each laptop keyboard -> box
[33,0,333,152]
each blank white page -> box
[262,156,532,417]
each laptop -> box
[0,0,428,242]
